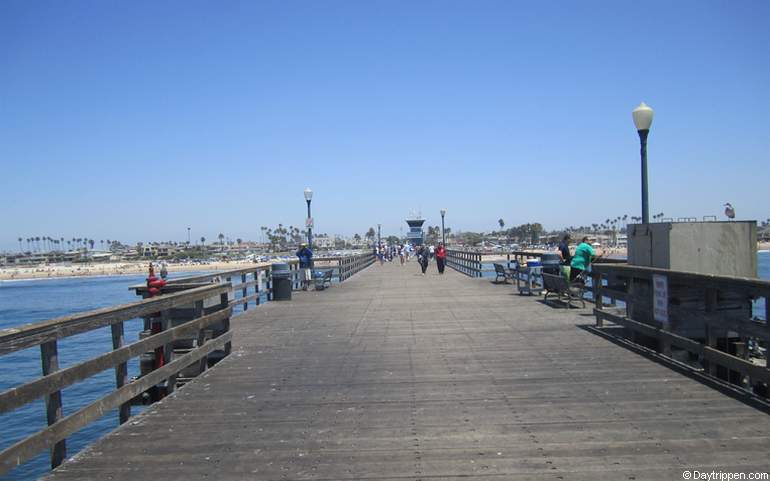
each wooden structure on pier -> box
[1,261,760,480]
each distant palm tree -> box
[498,218,505,230]
[17,237,22,252]
[35,236,41,252]
[89,239,95,250]
[200,236,205,246]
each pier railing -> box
[337,252,376,281]
[446,248,625,279]
[0,283,233,475]
[0,253,375,477]
[590,264,770,401]
[446,250,483,277]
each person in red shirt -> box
[435,243,447,274]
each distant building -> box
[314,234,335,249]
[406,215,426,246]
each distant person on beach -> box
[569,237,594,282]
[558,234,572,265]
[296,243,313,290]
[160,261,168,280]
[435,243,447,274]
[416,244,429,275]
[399,244,406,265]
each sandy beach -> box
[0,260,258,281]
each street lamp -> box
[632,102,654,224]
[440,209,447,245]
[304,188,313,248]
[187,227,191,245]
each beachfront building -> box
[313,234,336,249]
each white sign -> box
[306,217,314,228]
[652,274,669,325]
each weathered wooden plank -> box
[594,310,702,353]
[0,308,231,415]
[0,331,232,475]
[702,346,770,384]
[0,284,229,355]
[592,264,770,297]
[228,292,260,308]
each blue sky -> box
[2,1,769,250]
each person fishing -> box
[295,243,313,290]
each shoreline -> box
[2,244,768,282]
[0,260,259,282]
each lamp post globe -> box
[304,187,313,248]
[632,102,654,224]
[440,209,447,245]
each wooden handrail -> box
[0,283,229,355]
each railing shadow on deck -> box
[0,253,375,478]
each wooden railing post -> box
[110,321,131,423]
[255,269,261,306]
[703,287,718,376]
[40,340,65,468]
[160,309,177,395]
[241,273,248,310]
[766,298,770,371]
[593,272,604,327]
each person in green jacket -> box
[570,237,595,282]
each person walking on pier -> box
[435,242,447,274]
[296,243,313,290]
[569,237,594,282]
[416,244,429,275]
[558,234,572,265]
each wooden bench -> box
[542,273,585,309]
[493,263,513,284]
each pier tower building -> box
[405,213,426,246]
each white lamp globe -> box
[304,187,313,201]
[632,102,654,131]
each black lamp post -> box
[304,187,313,248]
[440,209,446,245]
[377,224,381,246]
[632,102,654,224]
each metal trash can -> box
[271,263,292,301]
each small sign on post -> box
[653,274,669,326]
[306,217,314,229]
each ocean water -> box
[1,255,769,480]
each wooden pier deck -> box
[44,262,770,480]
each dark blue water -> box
[1,255,768,480]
